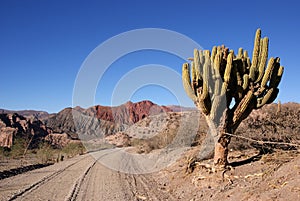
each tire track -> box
[7,154,92,201]
[66,156,100,201]
[119,155,162,201]
[3,149,175,201]
[126,155,176,201]
[66,149,128,201]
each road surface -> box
[0,149,174,201]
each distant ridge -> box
[166,105,197,112]
[0,109,50,120]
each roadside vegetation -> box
[0,139,87,167]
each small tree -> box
[182,29,284,168]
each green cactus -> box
[181,28,284,168]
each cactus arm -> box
[199,50,205,67]
[243,50,249,58]
[210,95,222,122]
[233,90,254,125]
[261,57,275,88]
[255,37,269,83]
[266,88,279,104]
[242,74,249,90]
[211,46,217,64]
[251,29,261,70]
[272,66,284,87]
[182,63,197,101]
[249,29,261,81]
[201,50,211,99]
[269,59,284,88]
[224,52,233,83]
[238,48,243,58]
[193,49,202,81]
[256,87,279,108]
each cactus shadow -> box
[229,149,271,167]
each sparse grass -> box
[36,141,89,163]
[82,141,114,152]
[0,139,88,165]
[0,137,27,159]
[61,142,86,157]
[36,142,58,163]
[230,104,300,152]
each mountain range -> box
[0,101,193,148]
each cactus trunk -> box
[205,115,231,167]
[206,109,232,167]
[214,138,229,167]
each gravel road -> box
[0,149,173,201]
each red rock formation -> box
[92,100,172,125]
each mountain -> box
[44,100,172,139]
[0,100,173,149]
[44,107,126,140]
[91,100,172,125]
[0,109,50,120]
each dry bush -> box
[230,103,300,152]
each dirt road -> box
[0,149,172,201]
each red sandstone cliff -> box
[92,100,172,125]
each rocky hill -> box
[91,100,172,125]
[232,102,300,151]
[0,113,50,149]
[44,100,172,139]
[0,100,173,150]
[44,107,126,140]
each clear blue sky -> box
[0,0,299,113]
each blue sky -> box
[0,0,299,113]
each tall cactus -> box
[182,29,284,168]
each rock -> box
[0,113,49,149]
[93,100,172,125]
[0,127,16,148]
[45,100,172,138]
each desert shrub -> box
[61,142,86,158]
[229,104,300,152]
[0,147,11,158]
[0,137,27,159]
[36,142,58,163]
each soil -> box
[0,147,299,201]
[157,147,300,201]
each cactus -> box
[182,28,284,168]
[277,100,282,115]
